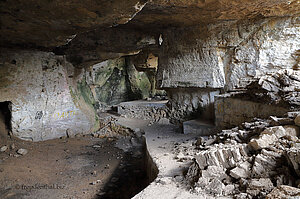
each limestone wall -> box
[214,94,289,128]
[167,88,221,124]
[157,16,300,123]
[0,49,97,141]
[158,17,300,90]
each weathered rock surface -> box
[286,147,300,177]
[157,17,300,91]
[215,93,289,128]
[16,148,28,156]
[85,58,153,110]
[0,49,97,141]
[1,0,299,48]
[118,100,167,121]
[167,88,220,124]
[267,185,300,199]
[0,0,148,47]
[249,126,286,150]
[183,113,300,197]
[295,115,300,126]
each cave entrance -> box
[0,101,12,135]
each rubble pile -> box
[91,114,135,138]
[184,112,300,198]
[237,69,300,108]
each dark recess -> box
[0,101,12,132]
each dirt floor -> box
[0,129,149,199]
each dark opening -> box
[0,101,12,133]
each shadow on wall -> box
[86,57,166,112]
[0,101,12,136]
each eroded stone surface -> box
[0,49,97,141]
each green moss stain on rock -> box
[95,66,129,105]
[77,78,96,108]
[68,77,100,131]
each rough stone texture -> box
[157,17,300,91]
[286,147,300,177]
[215,93,289,128]
[63,27,157,68]
[194,143,250,170]
[229,161,251,179]
[0,0,148,47]
[130,0,300,27]
[118,100,168,121]
[247,178,274,196]
[267,185,300,199]
[0,49,97,141]
[1,0,299,48]
[295,115,300,126]
[183,114,300,198]
[167,88,220,124]
[249,126,287,150]
[158,17,299,124]
[85,57,163,111]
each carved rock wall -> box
[0,49,98,141]
[158,17,300,123]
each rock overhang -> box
[0,0,299,49]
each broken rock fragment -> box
[249,126,286,150]
[0,146,8,152]
[295,115,300,127]
[285,147,300,177]
[246,178,274,196]
[230,161,251,179]
[266,185,300,199]
[17,148,28,156]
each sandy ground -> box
[0,113,213,199]
[0,134,148,199]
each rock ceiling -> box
[0,0,299,48]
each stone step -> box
[183,119,217,135]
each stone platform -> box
[118,100,168,121]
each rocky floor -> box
[0,134,149,199]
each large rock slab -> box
[157,17,300,91]
[0,49,97,141]
[286,147,300,177]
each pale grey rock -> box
[247,178,274,196]
[286,147,300,177]
[0,50,97,141]
[252,154,278,177]
[17,148,28,155]
[287,111,300,118]
[201,166,227,180]
[157,17,300,91]
[118,100,168,121]
[249,134,277,150]
[249,126,286,150]
[167,89,220,124]
[215,94,288,128]
[0,146,8,152]
[230,161,251,179]
[283,125,300,137]
[196,178,226,195]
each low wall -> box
[215,93,289,128]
